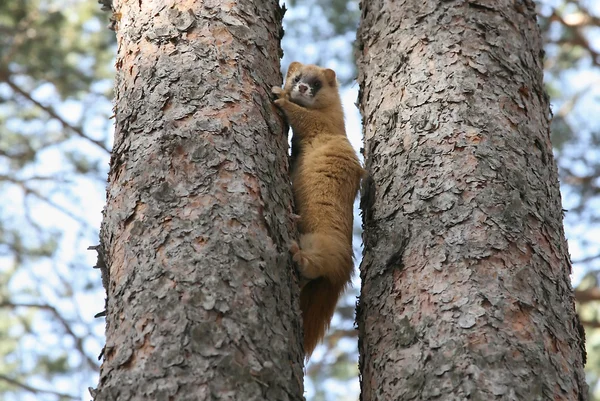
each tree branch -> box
[550,9,600,67]
[0,374,79,400]
[575,288,600,303]
[0,174,90,227]
[1,76,110,153]
[572,253,600,265]
[0,302,99,372]
[580,319,600,329]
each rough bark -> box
[94,1,304,400]
[356,0,587,400]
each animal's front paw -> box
[271,87,288,104]
[274,97,287,108]
[271,86,284,98]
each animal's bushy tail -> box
[300,277,347,357]
[292,231,353,357]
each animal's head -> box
[284,62,339,109]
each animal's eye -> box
[294,75,301,83]
[313,80,322,90]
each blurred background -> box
[0,0,599,400]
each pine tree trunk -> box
[356,0,588,400]
[94,1,304,400]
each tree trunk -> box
[94,1,304,400]
[356,0,587,400]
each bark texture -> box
[357,0,587,400]
[95,0,304,400]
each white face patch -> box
[289,81,316,107]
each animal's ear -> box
[286,62,302,78]
[324,68,337,86]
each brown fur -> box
[272,62,363,357]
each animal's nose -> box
[298,84,308,94]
